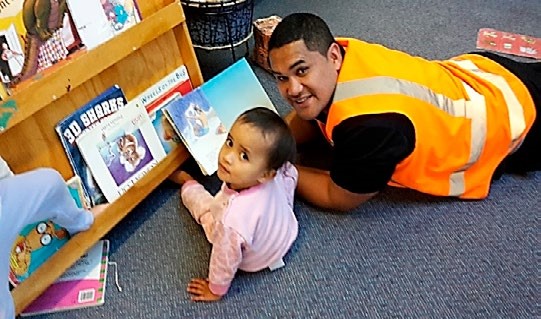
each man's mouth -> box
[292,95,312,107]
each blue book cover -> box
[55,85,127,206]
[163,58,277,175]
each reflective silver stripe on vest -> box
[450,60,527,152]
[334,76,487,196]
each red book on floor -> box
[476,28,540,60]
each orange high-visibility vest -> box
[321,38,536,199]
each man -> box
[267,13,540,212]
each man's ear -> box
[257,169,277,184]
[327,42,343,70]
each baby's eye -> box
[240,152,249,161]
[225,138,233,147]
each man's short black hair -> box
[268,13,335,56]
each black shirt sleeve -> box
[330,113,415,194]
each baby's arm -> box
[180,178,214,224]
[280,162,299,207]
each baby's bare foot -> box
[169,170,194,185]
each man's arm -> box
[296,165,377,212]
[284,110,320,145]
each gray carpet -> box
[25,0,540,318]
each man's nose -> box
[287,77,303,96]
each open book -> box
[163,58,278,175]
[131,65,194,154]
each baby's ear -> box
[257,169,277,184]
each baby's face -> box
[217,121,274,190]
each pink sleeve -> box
[280,162,298,207]
[180,180,213,223]
[207,223,245,296]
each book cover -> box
[476,28,540,60]
[100,0,141,36]
[76,101,167,203]
[9,177,88,286]
[163,58,278,175]
[0,0,74,85]
[66,175,89,209]
[21,240,110,316]
[67,0,141,50]
[132,65,193,154]
[55,85,128,206]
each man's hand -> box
[169,170,195,185]
[187,278,222,302]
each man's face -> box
[269,40,342,120]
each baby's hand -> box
[187,278,222,302]
[169,170,195,185]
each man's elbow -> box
[326,190,378,213]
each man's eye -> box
[240,152,249,161]
[275,75,287,82]
[297,67,308,75]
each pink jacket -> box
[181,162,298,295]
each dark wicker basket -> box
[181,0,254,50]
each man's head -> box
[268,13,343,120]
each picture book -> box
[132,65,193,154]
[9,177,88,287]
[476,28,540,60]
[21,240,110,316]
[67,0,141,50]
[66,175,89,209]
[163,58,278,175]
[76,101,167,203]
[0,0,75,85]
[55,85,128,206]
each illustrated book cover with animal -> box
[67,0,141,50]
[0,0,78,86]
[163,58,278,175]
[132,64,193,154]
[9,176,88,286]
[476,28,540,60]
[21,240,110,316]
[55,85,128,206]
[76,100,166,203]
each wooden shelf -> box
[12,146,190,314]
[2,2,187,133]
[5,0,204,315]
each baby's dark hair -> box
[268,13,336,57]
[237,107,296,170]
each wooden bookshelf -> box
[2,0,204,314]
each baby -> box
[174,107,298,302]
